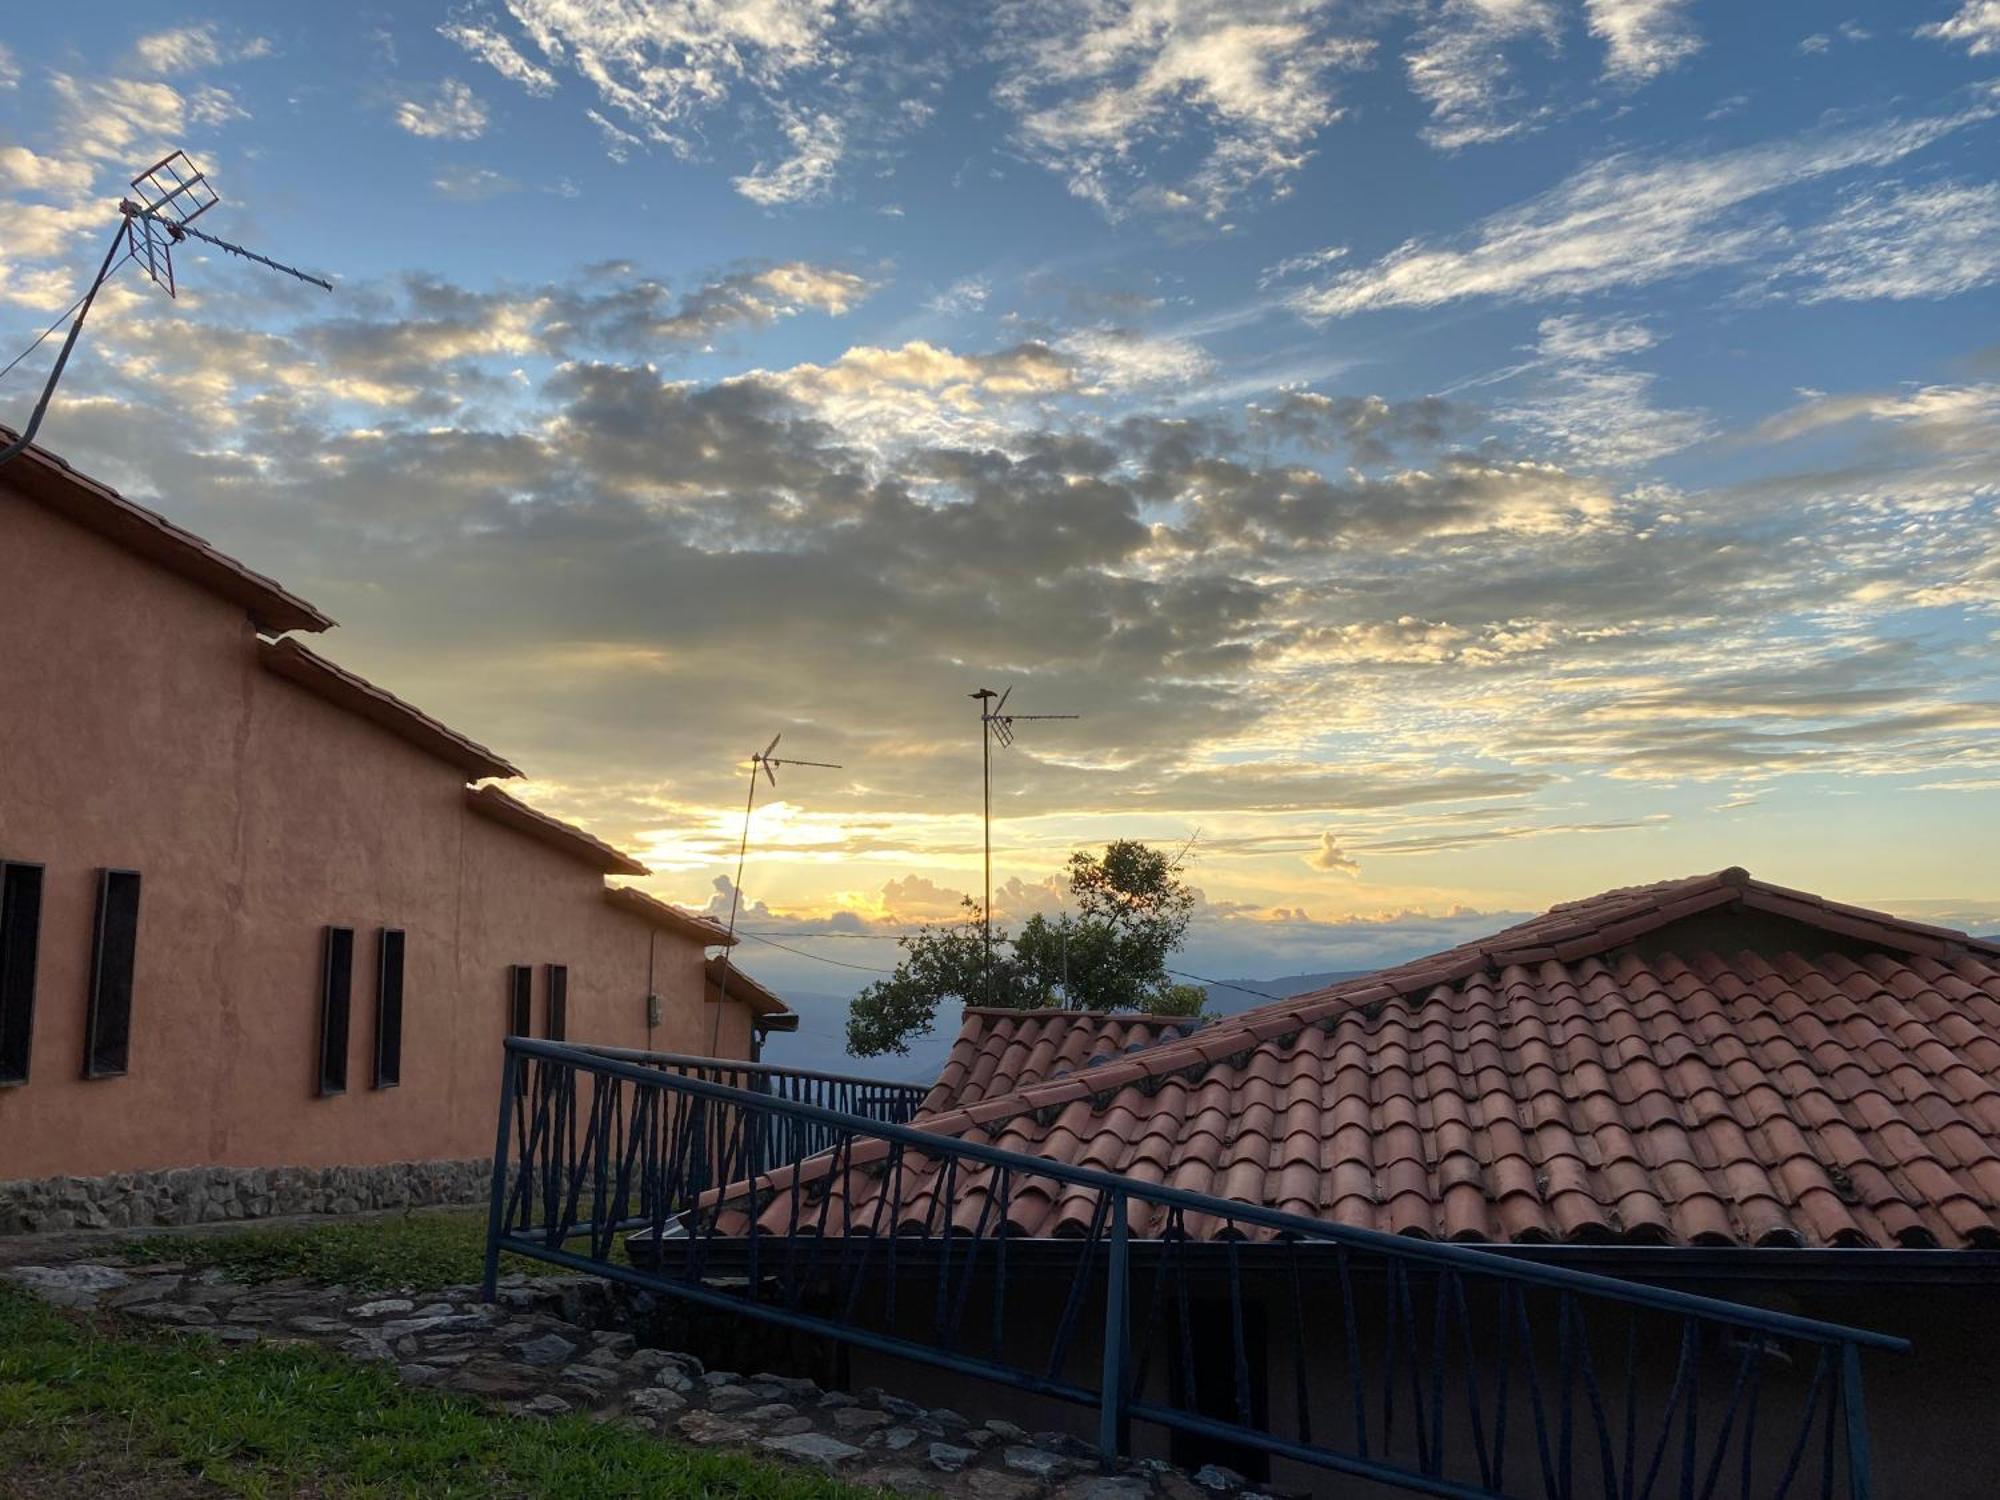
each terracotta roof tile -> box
[770,868,2000,1250]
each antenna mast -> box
[708,734,842,1054]
[969,687,1079,1005]
[1,150,334,468]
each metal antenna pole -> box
[970,686,1077,1009]
[707,735,842,1055]
[1,149,333,470]
[0,220,129,468]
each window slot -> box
[0,862,45,1085]
[507,964,532,1037]
[545,963,568,1041]
[318,925,353,1096]
[84,869,141,1079]
[374,928,405,1089]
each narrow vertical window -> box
[373,928,405,1089]
[545,964,568,1041]
[84,868,141,1079]
[0,862,45,1085]
[318,925,353,1096]
[507,964,532,1036]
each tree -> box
[845,839,1208,1057]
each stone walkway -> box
[4,1260,1254,1500]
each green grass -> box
[0,1285,876,1499]
[121,1209,569,1293]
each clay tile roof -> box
[466,784,649,877]
[706,956,797,1024]
[775,869,2000,1249]
[2,428,334,635]
[604,885,735,946]
[917,1008,1206,1119]
[259,637,521,781]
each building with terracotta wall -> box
[0,435,792,1229]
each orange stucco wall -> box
[0,481,754,1180]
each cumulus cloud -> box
[395,78,490,140]
[993,0,1371,214]
[1293,88,2000,317]
[1306,831,1359,874]
[1920,1,2000,55]
[0,145,95,200]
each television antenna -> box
[1,150,334,469]
[708,734,843,1053]
[969,687,1079,1004]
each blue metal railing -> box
[483,1038,1907,1499]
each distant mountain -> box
[1198,970,1370,1016]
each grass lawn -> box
[121,1208,563,1293]
[0,1284,877,1499]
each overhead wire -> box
[0,285,100,384]
[737,931,899,973]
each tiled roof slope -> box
[918,1008,1205,1119]
[764,870,2000,1249]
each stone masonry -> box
[2,1259,1275,1500]
[0,1159,491,1234]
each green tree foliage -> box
[845,840,1207,1057]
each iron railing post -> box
[1099,1190,1132,1467]
[480,1040,520,1302]
[1842,1342,1872,1500]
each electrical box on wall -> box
[646,993,662,1028]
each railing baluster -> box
[481,1040,1906,1500]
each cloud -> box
[439,19,558,95]
[732,110,844,206]
[1404,0,1561,151]
[1496,314,1713,468]
[0,44,18,89]
[433,165,519,201]
[1586,0,1701,82]
[131,23,271,75]
[545,262,875,352]
[1920,1,2000,56]
[1293,88,2000,317]
[926,277,991,317]
[395,78,490,140]
[1306,831,1359,874]
[0,146,95,201]
[993,0,1372,215]
[1768,179,2000,303]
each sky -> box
[4,0,2000,1018]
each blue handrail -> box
[483,1036,1905,1498]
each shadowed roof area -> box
[759,869,2000,1250]
[706,956,797,1023]
[1,428,334,635]
[260,637,521,781]
[466,783,649,877]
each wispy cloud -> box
[1293,87,2000,317]
[993,0,1371,215]
[439,18,557,96]
[1404,0,1561,151]
[1919,1,2000,56]
[131,22,272,76]
[1497,314,1713,469]
[395,78,489,141]
[732,109,844,206]
[1768,179,2000,303]
[1586,0,1701,82]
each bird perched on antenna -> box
[1,149,334,469]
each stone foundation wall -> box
[0,1158,492,1235]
